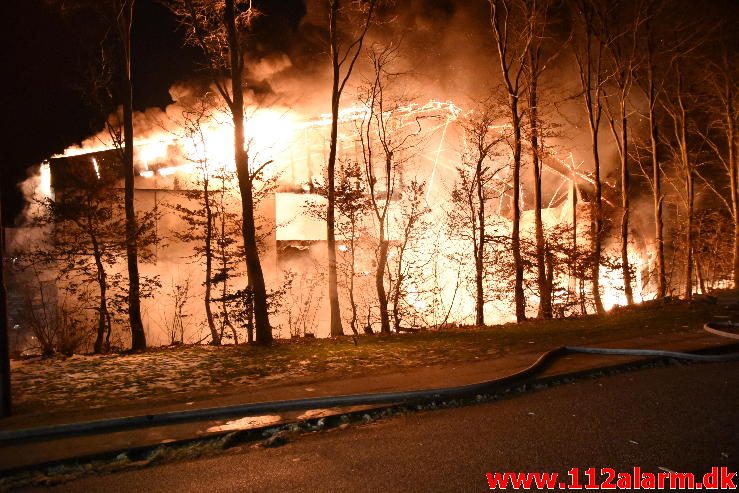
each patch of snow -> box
[297,408,342,420]
[206,415,282,433]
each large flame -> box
[39,98,654,338]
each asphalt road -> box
[28,361,739,492]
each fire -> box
[600,252,647,311]
[91,158,101,180]
[31,97,659,340]
[39,162,52,198]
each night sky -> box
[1,0,306,226]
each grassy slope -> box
[9,299,718,415]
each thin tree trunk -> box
[225,0,271,345]
[391,274,401,332]
[618,99,634,305]
[218,181,238,344]
[0,191,10,417]
[89,212,109,354]
[221,277,237,344]
[203,176,219,345]
[727,78,739,289]
[511,95,526,322]
[589,122,605,314]
[695,253,706,294]
[475,157,486,326]
[685,168,694,299]
[376,224,390,334]
[120,0,146,350]
[570,179,586,314]
[489,0,527,322]
[575,13,606,315]
[682,117,694,299]
[348,224,359,336]
[326,0,344,336]
[647,34,666,298]
[528,59,551,319]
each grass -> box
[7,297,721,417]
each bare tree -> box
[169,99,222,345]
[388,181,431,332]
[168,0,272,344]
[602,0,646,306]
[109,0,148,350]
[663,62,698,299]
[53,0,148,349]
[325,0,379,337]
[358,44,421,334]
[525,0,558,319]
[212,170,242,344]
[489,0,533,322]
[449,105,506,326]
[35,164,123,353]
[308,161,370,336]
[640,5,667,298]
[571,0,607,314]
[702,50,738,288]
[336,162,370,337]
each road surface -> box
[27,361,739,492]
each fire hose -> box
[0,322,738,444]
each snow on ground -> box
[10,335,503,414]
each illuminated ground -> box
[8,298,722,418]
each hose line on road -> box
[564,345,739,362]
[1,323,738,444]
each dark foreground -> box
[25,361,739,492]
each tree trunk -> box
[203,177,220,345]
[90,215,110,354]
[694,253,706,295]
[391,274,401,333]
[685,167,694,299]
[245,287,254,343]
[647,39,667,298]
[510,95,526,322]
[225,0,271,345]
[618,100,634,305]
[221,277,238,344]
[673,68,693,300]
[528,66,551,319]
[727,79,738,289]
[120,0,146,350]
[218,182,238,344]
[376,224,390,334]
[682,120,694,299]
[326,0,344,336]
[576,19,606,315]
[475,158,485,326]
[348,227,359,336]
[0,192,13,417]
[589,121,605,314]
[571,180,586,314]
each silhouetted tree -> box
[168,0,272,344]
[325,0,379,336]
[489,0,532,321]
[571,0,607,314]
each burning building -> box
[5,96,650,351]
